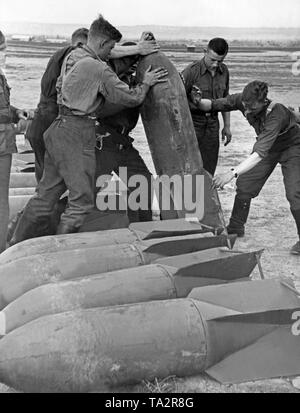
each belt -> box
[58,105,96,121]
[191,109,218,118]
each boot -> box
[9,214,41,247]
[290,209,300,255]
[56,223,79,235]
[227,197,252,238]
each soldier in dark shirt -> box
[181,38,232,176]
[193,81,300,255]
[26,28,89,182]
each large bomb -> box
[136,52,223,229]
[0,236,239,309]
[0,218,214,265]
[0,280,298,392]
[0,247,261,335]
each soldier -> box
[0,30,28,251]
[26,29,159,182]
[193,81,300,255]
[95,42,153,224]
[10,15,167,245]
[181,38,232,176]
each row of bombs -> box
[0,219,299,392]
[4,173,300,392]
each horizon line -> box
[1,21,300,30]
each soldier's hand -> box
[138,34,160,56]
[140,31,155,41]
[212,171,235,190]
[190,85,202,107]
[143,65,168,86]
[16,109,28,120]
[222,127,232,146]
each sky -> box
[0,0,300,28]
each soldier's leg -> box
[0,154,12,252]
[119,145,153,223]
[54,119,96,233]
[94,145,119,199]
[193,117,211,173]
[280,145,300,254]
[228,153,279,237]
[26,109,57,183]
[203,118,220,176]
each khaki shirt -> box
[212,94,300,158]
[181,58,229,116]
[57,46,148,116]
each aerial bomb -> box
[0,280,298,393]
[9,173,36,189]
[0,235,237,309]
[0,246,258,335]
[0,218,218,265]
[9,188,36,197]
[136,52,223,229]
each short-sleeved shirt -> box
[212,93,300,158]
[57,46,148,117]
[181,58,229,116]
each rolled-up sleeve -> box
[100,66,149,107]
[181,64,194,95]
[252,105,286,158]
[211,93,243,113]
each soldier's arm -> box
[110,39,159,59]
[221,69,232,145]
[99,64,167,108]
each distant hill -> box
[1,21,300,41]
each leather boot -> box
[9,214,41,247]
[227,197,252,238]
[290,209,300,255]
[56,223,79,235]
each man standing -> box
[10,15,167,244]
[181,38,232,176]
[0,30,27,251]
